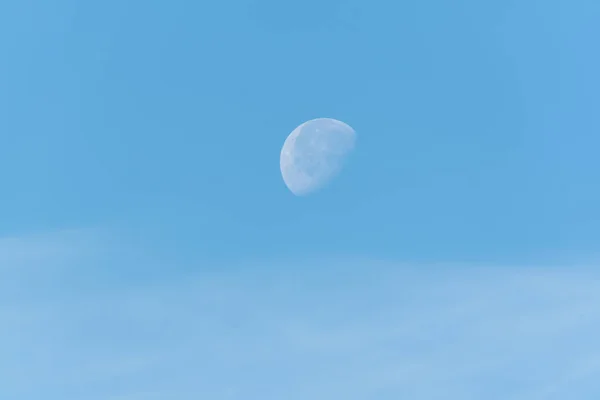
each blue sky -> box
[1,0,599,398]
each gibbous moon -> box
[280,118,356,196]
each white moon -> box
[280,118,356,196]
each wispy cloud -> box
[1,237,599,400]
[0,229,93,269]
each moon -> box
[280,118,356,196]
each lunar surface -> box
[280,118,356,196]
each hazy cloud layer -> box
[1,232,599,399]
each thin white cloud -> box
[1,242,599,400]
[0,229,95,269]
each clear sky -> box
[1,0,599,399]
